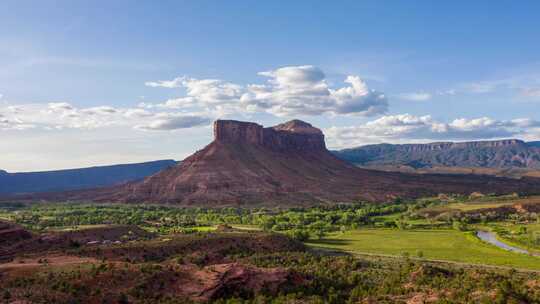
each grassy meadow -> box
[308,228,540,270]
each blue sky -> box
[1,1,540,171]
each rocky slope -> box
[334,139,540,169]
[0,159,177,194]
[58,119,540,206]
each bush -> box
[452,221,468,231]
[287,229,310,242]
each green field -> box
[308,228,540,270]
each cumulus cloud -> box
[146,65,388,117]
[325,114,540,148]
[253,66,388,116]
[397,91,432,101]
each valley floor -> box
[3,194,540,302]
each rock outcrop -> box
[189,263,303,302]
[214,119,326,152]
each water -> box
[476,230,538,256]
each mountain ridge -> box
[0,160,178,194]
[333,139,540,169]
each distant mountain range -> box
[333,139,540,169]
[0,160,178,195]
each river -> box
[476,230,539,256]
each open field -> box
[308,229,540,270]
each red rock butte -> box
[48,119,540,206]
[214,119,326,151]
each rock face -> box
[79,119,540,206]
[334,139,540,169]
[188,263,303,302]
[214,119,326,152]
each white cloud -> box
[397,91,432,101]
[247,66,388,117]
[146,65,388,117]
[158,97,197,109]
[0,116,35,131]
[124,108,153,118]
[81,106,118,115]
[325,114,540,149]
[183,78,244,105]
[135,114,211,131]
[145,77,184,88]
[48,102,74,111]
[0,102,210,132]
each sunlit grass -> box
[307,228,540,270]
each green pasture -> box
[308,228,540,270]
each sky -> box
[1,1,540,172]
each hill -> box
[333,139,540,169]
[529,141,540,148]
[52,119,540,206]
[0,160,177,194]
